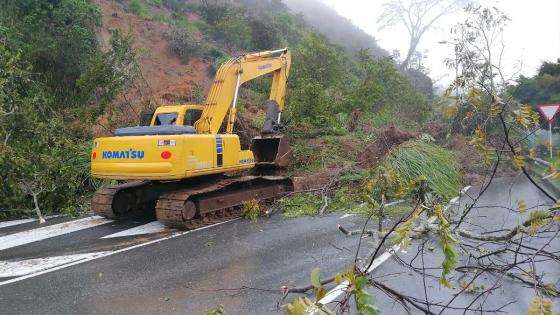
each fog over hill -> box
[282,0,387,56]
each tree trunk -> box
[32,193,46,224]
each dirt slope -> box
[93,0,213,135]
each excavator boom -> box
[195,48,291,134]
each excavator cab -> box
[138,106,205,127]
[139,111,154,126]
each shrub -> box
[152,13,173,24]
[198,0,232,26]
[167,28,206,64]
[0,24,136,219]
[242,199,261,222]
[207,50,231,75]
[248,14,280,50]
[346,52,431,122]
[1,0,101,104]
[163,0,187,12]
[211,16,252,50]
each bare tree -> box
[378,0,466,70]
[18,175,54,224]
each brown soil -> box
[357,124,419,169]
[97,0,213,99]
[92,0,213,136]
[448,135,518,185]
[449,136,484,185]
[422,121,448,143]
[292,167,344,192]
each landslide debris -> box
[357,125,419,169]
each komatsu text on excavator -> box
[90,48,293,229]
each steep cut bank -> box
[94,0,213,135]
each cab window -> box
[154,113,178,125]
[183,110,203,126]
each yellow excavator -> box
[90,48,293,229]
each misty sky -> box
[322,0,560,86]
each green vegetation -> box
[128,0,149,18]
[281,139,461,219]
[512,59,560,106]
[386,140,462,200]
[123,0,431,131]
[280,193,323,218]
[288,134,361,174]
[0,0,137,219]
[511,59,560,128]
[166,28,206,64]
[0,0,435,221]
[242,199,261,222]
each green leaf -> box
[355,276,369,289]
[335,273,343,285]
[357,292,376,306]
[359,304,382,315]
[316,287,327,300]
[310,267,322,289]
[526,296,553,315]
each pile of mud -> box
[448,135,518,185]
[292,168,343,192]
[357,125,419,169]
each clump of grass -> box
[242,199,261,222]
[385,140,462,200]
[128,0,150,18]
[152,13,173,24]
[329,186,359,211]
[280,193,322,218]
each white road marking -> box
[101,221,174,239]
[0,215,62,229]
[319,244,401,305]
[0,252,111,278]
[318,187,471,306]
[0,218,240,287]
[0,216,112,251]
[0,218,36,229]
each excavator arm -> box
[195,48,292,134]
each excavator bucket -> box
[251,135,292,167]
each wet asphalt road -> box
[361,176,560,314]
[0,211,367,314]
[0,176,558,314]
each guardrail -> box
[531,157,560,198]
[534,158,551,167]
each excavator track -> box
[91,180,188,220]
[92,181,152,219]
[156,176,293,230]
[92,176,293,229]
